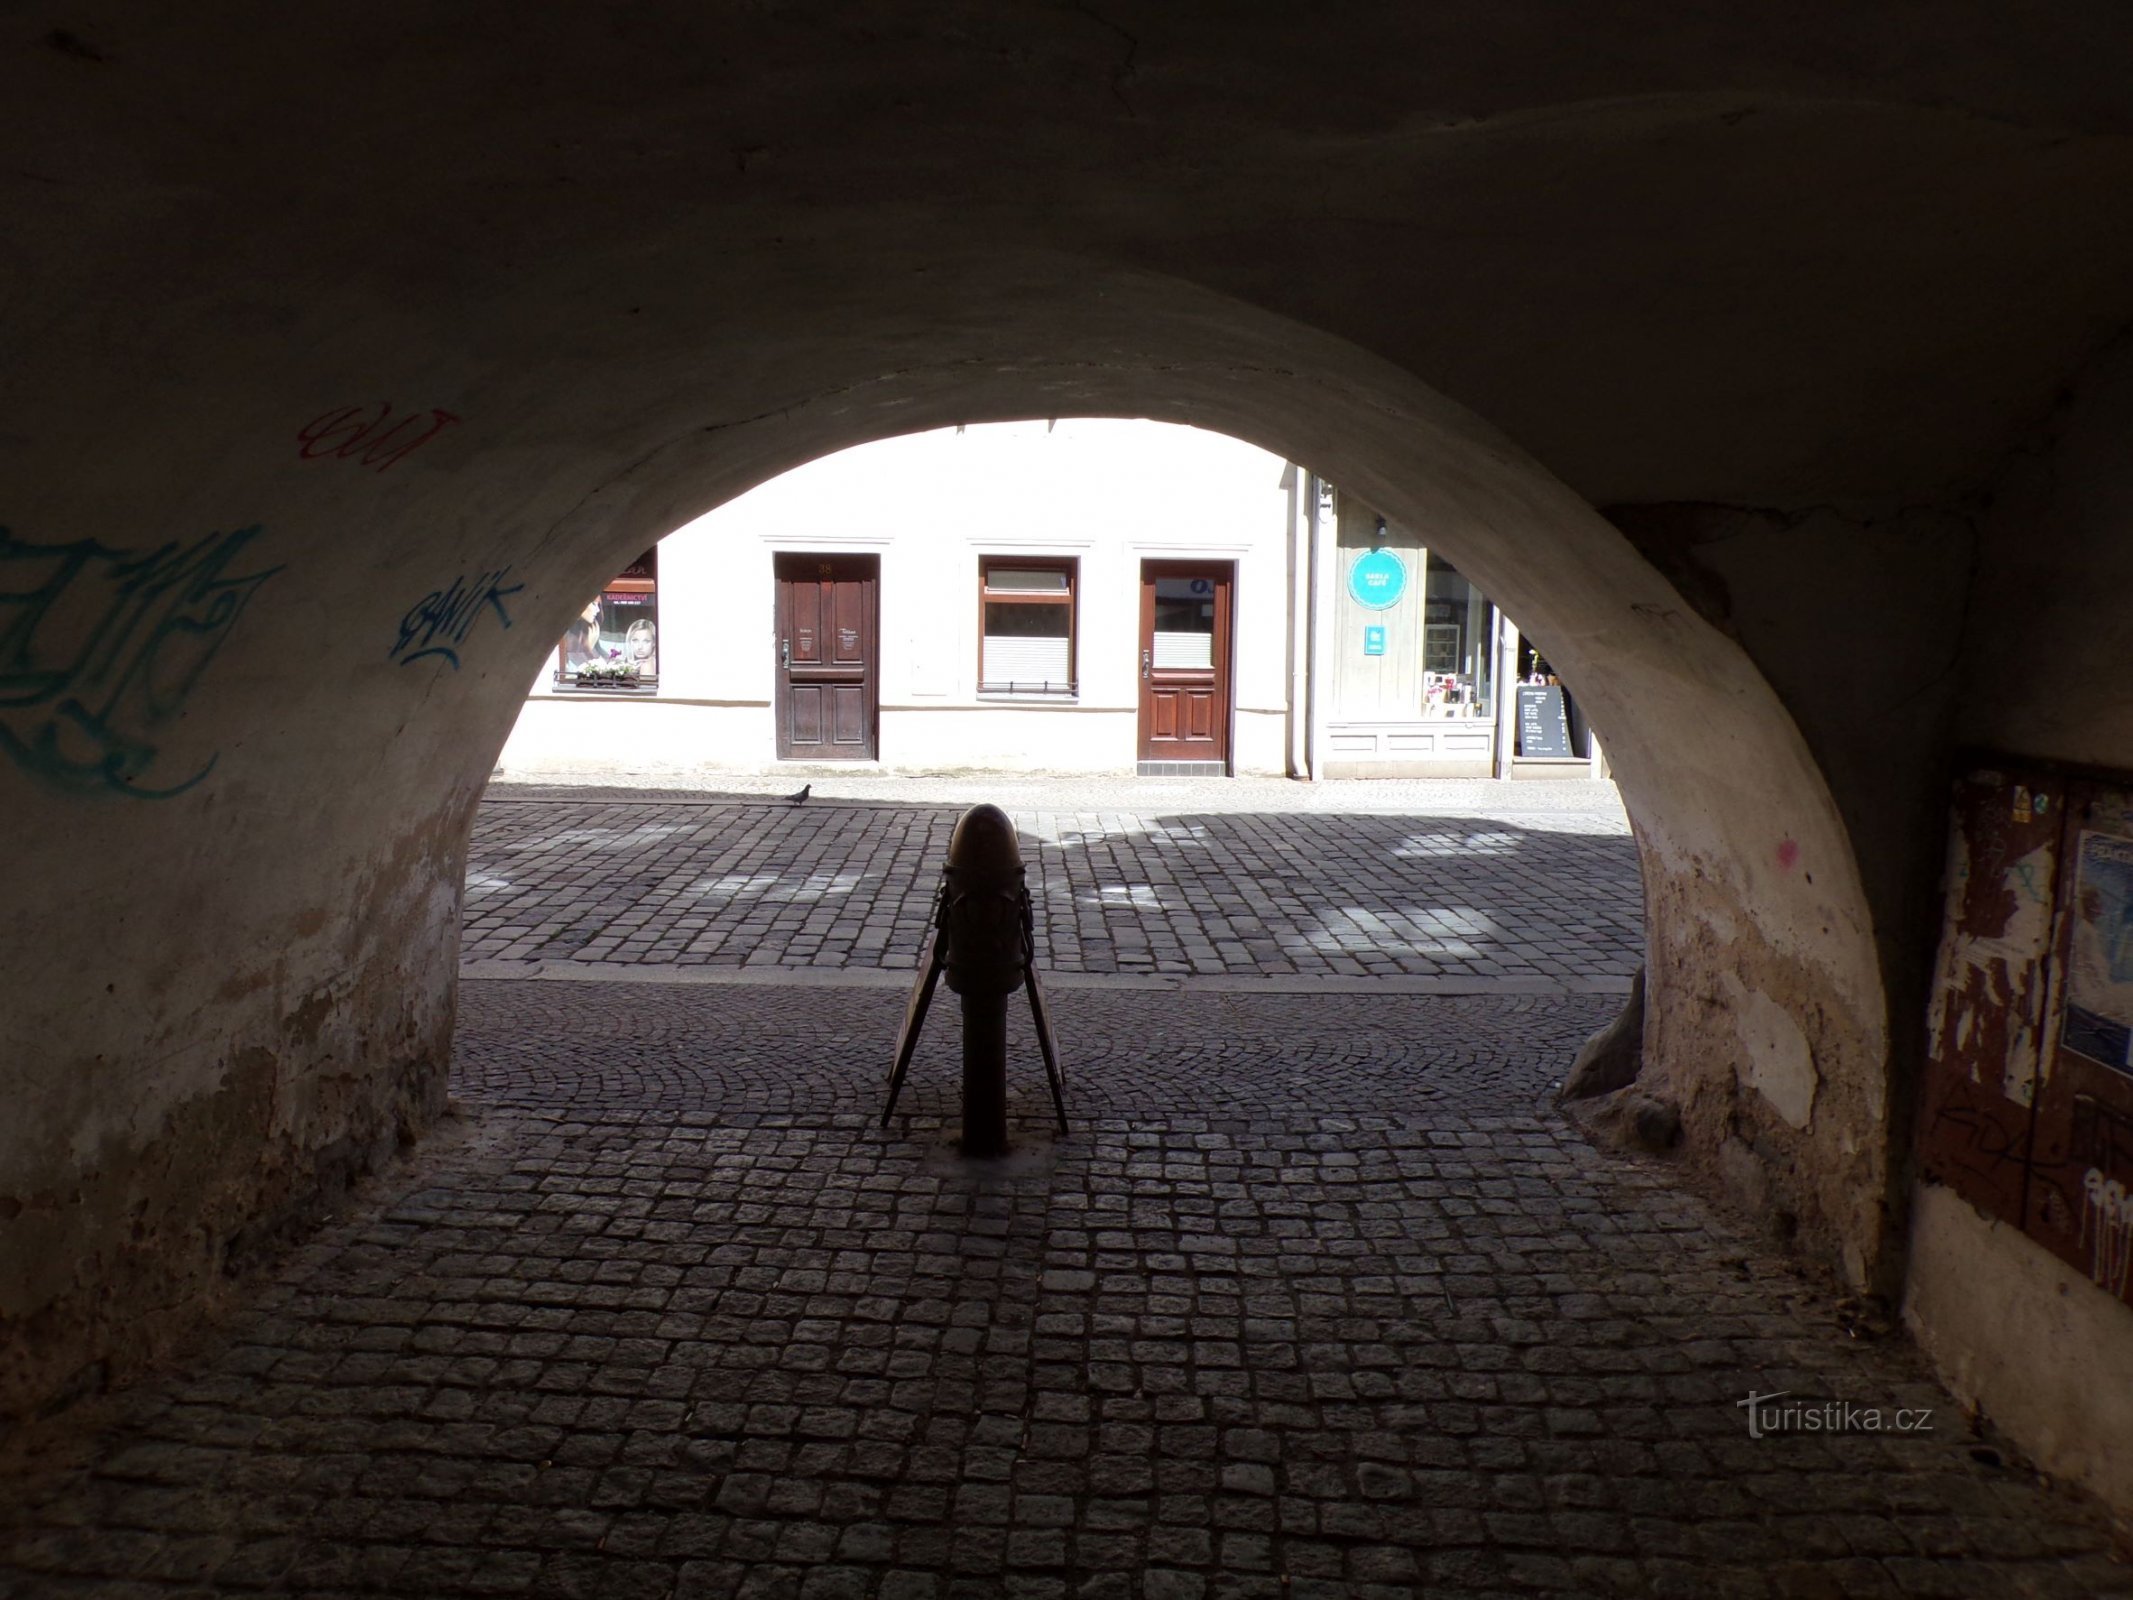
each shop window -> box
[557,547,658,690]
[979,558,1076,697]
[1423,552,1495,718]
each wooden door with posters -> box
[1137,561,1232,772]
[774,553,879,760]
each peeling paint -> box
[1927,835,2056,1106]
[1723,974,1819,1128]
[1634,830,1887,1288]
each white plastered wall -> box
[498,420,1294,776]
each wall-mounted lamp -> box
[1374,515,1388,542]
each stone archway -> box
[0,266,1889,1416]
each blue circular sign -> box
[1347,548,1407,611]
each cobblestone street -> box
[4,979,2127,1598]
[462,782,1642,984]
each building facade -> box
[1301,482,1596,780]
[497,420,1600,779]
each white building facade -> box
[497,420,1600,780]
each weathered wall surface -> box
[1,760,476,1413]
[1605,502,1976,1286]
[0,367,605,1420]
[1898,336,2133,1510]
[1908,1187,2133,1512]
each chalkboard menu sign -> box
[1518,685,1573,757]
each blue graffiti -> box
[0,524,282,798]
[390,566,523,669]
[2011,859,2049,908]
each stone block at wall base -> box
[1904,1181,2133,1518]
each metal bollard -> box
[883,802,1069,1150]
[939,804,1025,1157]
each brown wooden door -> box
[774,553,879,760]
[1137,561,1232,770]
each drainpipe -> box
[1283,464,1307,779]
[1305,475,1329,782]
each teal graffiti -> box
[0,524,281,798]
[389,566,522,669]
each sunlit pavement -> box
[462,779,1640,987]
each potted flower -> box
[574,654,642,688]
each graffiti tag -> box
[2071,1092,2133,1175]
[2080,1169,2133,1295]
[0,524,281,798]
[297,402,460,473]
[1925,1099,2029,1180]
[390,567,523,670]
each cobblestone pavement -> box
[5,982,2127,1599]
[463,784,1641,983]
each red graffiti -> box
[296,402,459,473]
[1776,838,1801,871]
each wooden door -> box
[774,553,879,760]
[1137,561,1232,771]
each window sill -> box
[552,680,660,697]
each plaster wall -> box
[1906,1185,2133,1512]
[1897,337,2133,1512]
[0,746,472,1412]
[500,421,1293,776]
[501,699,1289,778]
[1957,337,2133,769]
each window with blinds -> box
[979,559,1077,697]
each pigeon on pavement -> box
[784,783,811,804]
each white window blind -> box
[982,634,1071,683]
[1152,630,1214,670]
